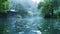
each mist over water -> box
[7,0,43,34]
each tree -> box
[38,0,60,18]
[9,3,29,18]
[0,0,8,13]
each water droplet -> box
[44,30,47,32]
[6,30,10,32]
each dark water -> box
[0,16,60,34]
[7,16,42,34]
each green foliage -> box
[0,0,8,13]
[38,0,60,18]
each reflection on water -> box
[1,17,60,34]
[6,16,60,34]
[5,16,42,34]
[38,18,60,34]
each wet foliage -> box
[0,0,8,13]
[38,0,60,18]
